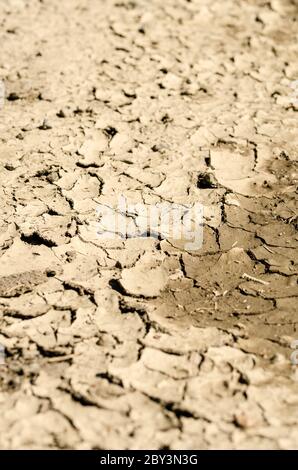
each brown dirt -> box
[0,0,297,450]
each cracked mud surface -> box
[0,0,298,450]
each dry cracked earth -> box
[0,0,298,450]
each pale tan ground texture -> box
[0,0,297,450]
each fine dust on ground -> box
[0,0,298,450]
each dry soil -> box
[0,0,298,449]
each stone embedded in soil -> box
[119,264,168,297]
[0,271,48,298]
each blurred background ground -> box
[0,0,297,449]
